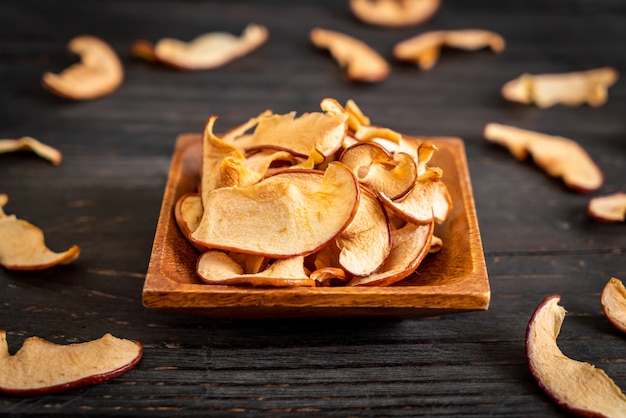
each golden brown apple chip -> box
[310,267,349,286]
[0,331,142,396]
[350,0,441,27]
[132,24,268,70]
[588,192,626,223]
[601,278,626,334]
[484,123,603,193]
[0,195,80,270]
[394,29,505,70]
[526,295,626,417]
[310,28,390,82]
[42,35,123,100]
[197,251,315,287]
[0,137,62,165]
[502,67,619,108]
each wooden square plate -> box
[143,134,489,319]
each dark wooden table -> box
[1,1,624,416]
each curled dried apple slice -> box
[0,332,142,396]
[191,162,359,258]
[0,137,62,165]
[0,195,80,270]
[350,0,440,27]
[340,142,417,199]
[502,67,618,108]
[601,278,626,334]
[526,295,626,416]
[197,251,315,287]
[132,24,268,70]
[310,267,349,286]
[349,220,433,286]
[42,35,123,100]
[310,28,390,83]
[394,29,505,70]
[588,192,626,223]
[336,186,391,276]
[484,123,603,193]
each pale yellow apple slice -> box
[484,123,603,193]
[526,295,626,416]
[601,278,626,334]
[197,251,315,287]
[348,220,433,286]
[350,0,441,27]
[42,35,123,100]
[340,142,417,199]
[0,195,80,270]
[336,186,391,276]
[191,162,359,258]
[379,167,452,225]
[0,332,142,396]
[132,24,268,70]
[588,192,626,222]
[0,137,62,165]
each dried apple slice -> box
[336,186,391,276]
[0,332,142,396]
[234,111,347,159]
[588,192,626,222]
[0,195,80,270]
[350,0,441,27]
[379,167,452,225]
[310,28,390,83]
[132,24,268,70]
[0,137,62,165]
[349,220,433,286]
[310,267,349,286]
[601,278,626,334]
[526,295,626,416]
[501,67,619,108]
[340,142,417,199]
[394,29,505,70]
[42,35,123,100]
[197,251,315,287]
[191,162,359,258]
[484,123,603,193]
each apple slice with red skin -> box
[0,332,142,396]
[191,162,360,258]
[526,295,626,417]
[588,192,626,223]
[601,278,626,334]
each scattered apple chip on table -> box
[501,67,618,108]
[131,24,268,70]
[0,331,142,396]
[484,123,603,193]
[588,192,626,222]
[310,28,390,82]
[349,0,441,27]
[601,278,626,334]
[0,195,80,270]
[0,137,62,165]
[42,35,123,100]
[394,29,505,70]
[526,295,626,417]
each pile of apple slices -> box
[175,98,452,287]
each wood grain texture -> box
[0,0,624,416]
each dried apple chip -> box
[484,123,603,193]
[0,195,80,270]
[526,295,626,417]
[191,162,359,258]
[310,28,390,82]
[601,278,626,334]
[42,35,123,100]
[501,67,619,108]
[394,29,505,70]
[588,192,626,223]
[132,24,268,70]
[0,137,62,165]
[0,331,142,396]
[350,0,441,27]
